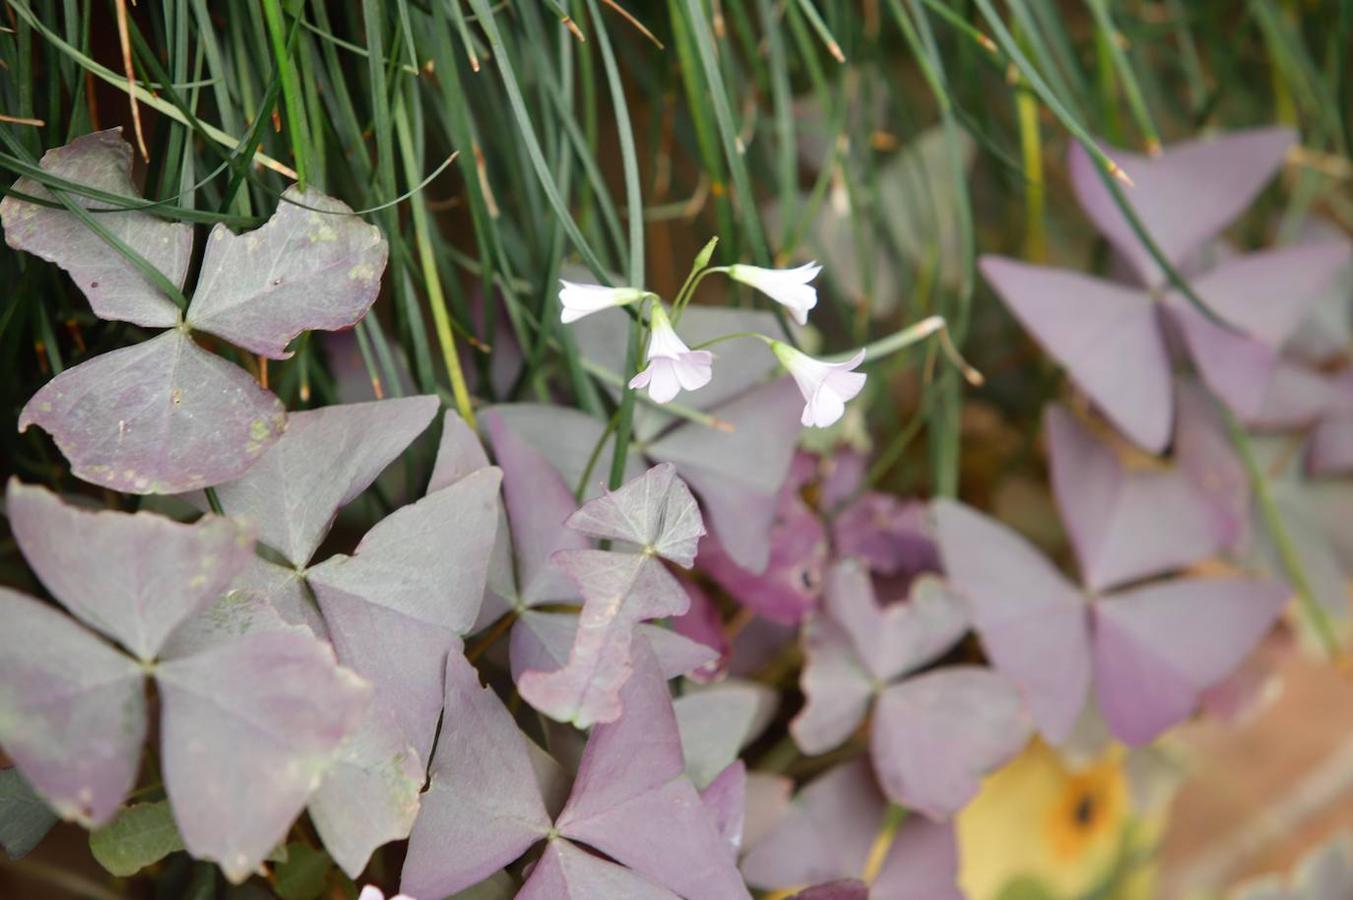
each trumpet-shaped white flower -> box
[727,262,822,325]
[628,304,713,404]
[558,280,646,324]
[772,342,867,428]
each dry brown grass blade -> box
[598,0,665,49]
[114,0,149,161]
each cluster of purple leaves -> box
[1,123,1348,899]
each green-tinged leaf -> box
[273,843,333,900]
[89,801,185,877]
[0,768,58,860]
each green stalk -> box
[1220,404,1341,660]
[394,102,476,426]
[261,0,311,186]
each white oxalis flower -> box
[727,262,822,325]
[358,887,413,900]
[558,280,647,324]
[628,304,713,404]
[773,342,867,428]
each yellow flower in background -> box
[957,739,1156,900]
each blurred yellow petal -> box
[957,739,1132,899]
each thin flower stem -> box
[861,804,909,884]
[466,611,519,663]
[1219,403,1343,661]
[840,316,984,386]
[204,487,225,516]
[395,102,477,428]
[608,298,648,489]
[672,265,727,324]
[687,330,773,351]
[577,411,621,501]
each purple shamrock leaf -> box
[674,680,777,789]
[0,484,369,881]
[561,461,704,564]
[517,464,704,726]
[1046,404,1229,591]
[517,840,677,899]
[645,378,805,573]
[700,761,748,853]
[168,404,481,878]
[154,627,369,881]
[933,499,1288,746]
[484,372,804,575]
[19,329,286,494]
[207,396,439,567]
[740,759,961,899]
[0,587,148,826]
[1174,379,1252,549]
[307,466,501,760]
[185,188,387,359]
[10,130,391,494]
[482,412,714,690]
[983,129,1348,452]
[790,561,1027,817]
[402,640,749,899]
[304,467,501,875]
[7,478,253,660]
[831,493,940,580]
[1068,127,1295,288]
[0,128,191,328]
[697,462,829,625]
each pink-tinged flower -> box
[558,279,646,323]
[772,343,867,427]
[628,304,714,403]
[358,887,414,900]
[727,262,822,325]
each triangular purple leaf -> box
[1183,242,1351,345]
[823,561,967,683]
[700,761,747,855]
[932,499,1092,744]
[0,128,191,328]
[307,467,501,760]
[186,188,387,359]
[401,650,552,899]
[979,256,1171,452]
[870,667,1030,819]
[154,627,369,882]
[554,642,751,899]
[1045,405,1224,592]
[209,396,439,567]
[1068,128,1295,287]
[307,707,424,878]
[7,480,253,660]
[563,463,704,565]
[427,411,491,492]
[0,587,147,827]
[1093,577,1288,745]
[484,409,588,605]
[517,839,678,900]
[646,378,804,572]
[19,329,286,494]
[517,549,690,726]
[675,681,776,789]
[790,614,875,756]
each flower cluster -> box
[558,259,868,428]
